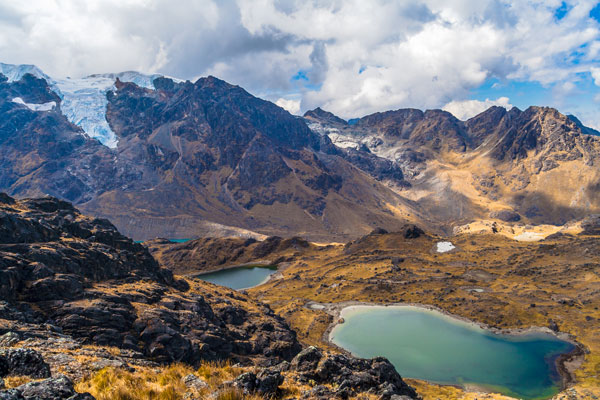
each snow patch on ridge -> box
[436,241,456,253]
[12,97,56,112]
[0,63,176,148]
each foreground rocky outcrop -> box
[289,347,418,399]
[0,194,419,399]
[0,194,300,364]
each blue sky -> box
[0,0,598,127]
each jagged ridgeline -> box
[0,193,419,399]
[0,64,413,243]
[2,63,600,242]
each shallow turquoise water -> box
[330,306,575,400]
[195,265,277,290]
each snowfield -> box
[1,63,179,148]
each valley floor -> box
[239,231,600,399]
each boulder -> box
[290,346,322,372]
[0,348,51,378]
[182,374,208,391]
[403,225,424,239]
[291,351,417,399]
[490,210,521,222]
[0,375,95,400]
[234,369,283,396]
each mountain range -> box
[1,62,599,241]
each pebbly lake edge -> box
[308,300,586,397]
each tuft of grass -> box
[4,376,33,388]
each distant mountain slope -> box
[0,64,420,241]
[305,104,600,227]
[2,61,599,240]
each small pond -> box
[195,265,277,290]
[330,305,575,400]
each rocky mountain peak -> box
[303,107,347,125]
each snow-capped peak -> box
[0,63,177,148]
[88,71,164,90]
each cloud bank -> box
[0,0,598,122]
[443,97,513,120]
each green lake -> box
[195,265,277,290]
[329,305,575,400]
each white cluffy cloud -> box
[0,0,598,121]
[443,97,513,120]
[275,98,301,115]
[591,67,600,86]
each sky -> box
[0,0,599,128]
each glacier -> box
[0,63,177,148]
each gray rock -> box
[256,369,283,395]
[234,369,283,396]
[0,389,22,400]
[234,372,257,392]
[0,333,20,347]
[1,375,97,400]
[290,346,322,372]
[182,374,208,391]
[89,359,125,371]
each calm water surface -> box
[330,305,575,400]
[195,265,277,290]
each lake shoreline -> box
[192,263,278,290]
[311,300,585,397]
[190,261,277,277]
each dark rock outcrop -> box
[0,375,95,400]
[490,210,521,222]
[235,369,284,397]
[0,348,50,379]
[290,347,418,399]
[580,214,600,235]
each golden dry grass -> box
[75,362,267,400]
[250,232,600,400]
[4,376,33,388]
